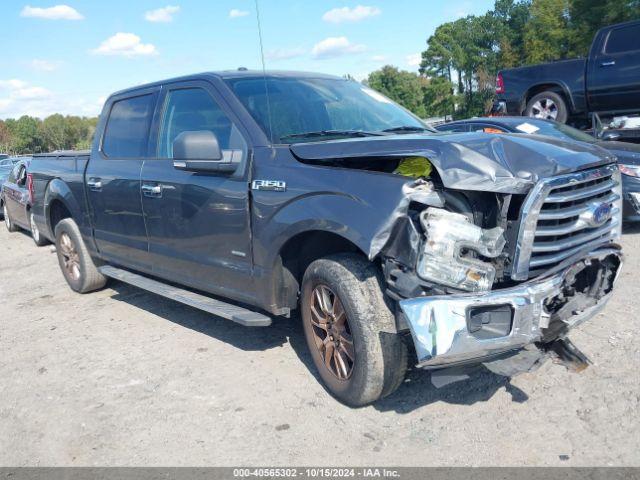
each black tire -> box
[3,203,18,232]
[29,211,49,246]
[54,218,107,293]
[525,91,568,123]
[301,253,407,406]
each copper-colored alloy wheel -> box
[59,232,81,281]
[308,284,355,380]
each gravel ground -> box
[0,225,639,467]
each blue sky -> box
[1,0,494,119]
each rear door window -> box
[605,24,640,54]
[16,165,27,186]
[102,94,156,158]
[7,163,19,183]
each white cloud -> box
[20,4,83,20]
[406,53,422,68]
[91,33,158,57]
[30,59,61,72]
[0,79,52,118]
[322,5,380,23]
[0,79,105,118]
[229,9,249,18]
[371,55,386,62]
[144,5,180,22]
[312,37,366,59]
[0,79,51,100]
[265,48,306,61]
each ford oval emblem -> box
[590,202,612,227]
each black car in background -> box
[436,117,640,222]
[1,156,47,245]
[0,157,21,211]
[495,20,640,124]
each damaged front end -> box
[381,164,623,378]
[292,134,623,379]
[399,248,621,368]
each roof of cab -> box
[109,70,343,97]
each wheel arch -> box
[269,227,371,314]
[43,179,81,238]
[522,82,574,114]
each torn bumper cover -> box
[399,248,622,368]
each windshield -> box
[224,77,430,143]
[514,120,596,144]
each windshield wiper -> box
[381,125,432,133]
[280,129,385,141]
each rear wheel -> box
[4,203,17,232]
[301,254,407,406]
[54,218,106,293]
[30,212,48,246]
[525,91,568,123]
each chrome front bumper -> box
[399,248,622,368]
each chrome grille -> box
[511,164,622,280]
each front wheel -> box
[525,91,568,123]
[30,212,48,246]
[301,254,407,406]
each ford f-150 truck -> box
[496,20,640,124]
[29,71,623,406]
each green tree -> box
[423,76,456,116]
[523,0,570,64]
[40,114,67,151]
[12,116,43,154]
[568,0,640,56]
[493,0,531,67]
[0,121,14,153]
[0,114,97,154]
[367,66,428,117]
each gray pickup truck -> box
[29,71,623,406]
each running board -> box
[98,265,272,327]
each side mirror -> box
[172,130,237,173]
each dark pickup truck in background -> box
[28,71,623,406]
[496,20,640,124]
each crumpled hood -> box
[290,132,616,194]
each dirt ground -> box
[1,225,639,467]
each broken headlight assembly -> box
[416,208,506,293]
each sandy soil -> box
[1,225,638,466]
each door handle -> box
[141,183,163,197]
[600,61,616,67]
[87,178,102,191]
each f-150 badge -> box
[251,180,286,192]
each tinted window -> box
[16,165,27,186]
[437,124,469,132]
[159,88,245,158]
[225,77,428,143]
[605,25,640,54]
[102,94,155,158]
